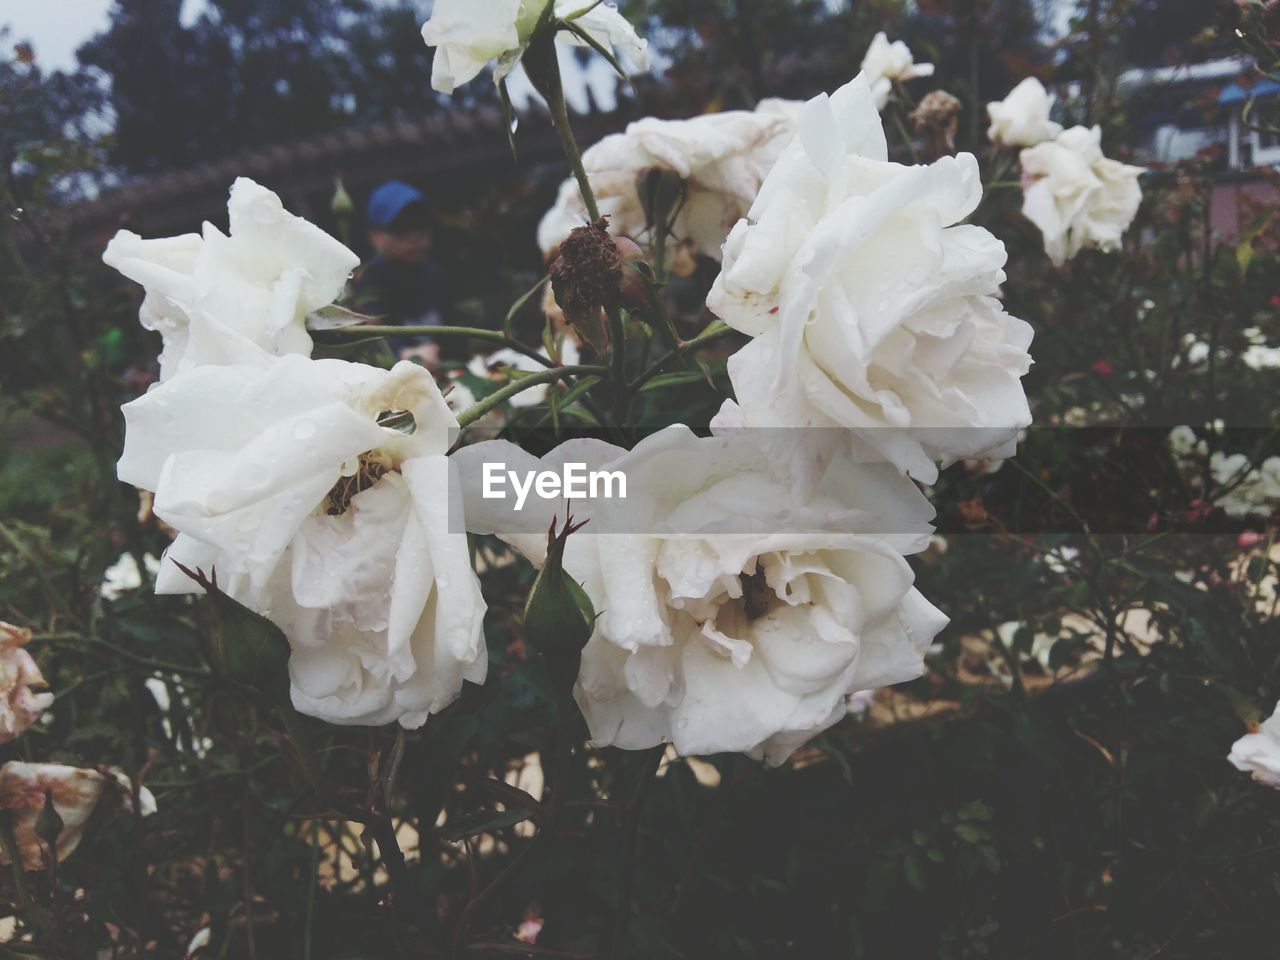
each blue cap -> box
[367,180,425,229]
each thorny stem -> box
[304,820,319,960]
[539,46,640,424]
[629,322,736,393]
[456,365,607,429]
[545,56,601,222]
[323,324,554,369]
[242,787,257,960]
[451,694,578,957]
[0,518,69,623]
[606,744,666,960]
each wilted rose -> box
[0,762,156,869]
[0,623,53,743]
[537,99,803,263]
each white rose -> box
[1019,126,1145,266]
[103,178,359,380]
[986,77,1063,147]
[0,762,156,869]
[422,0,646,94]
[860,32,934,110]
[457,426,946,765]
[706,77,1034,483]
[0,623,53,743]
[1230,703,1280,789]
[117,354,487,727]
[537,99,802,260]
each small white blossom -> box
[986,77,1062,147]
[103,179,359,380]
[859,32,934,110]
[422,0,647,94]
[1230,703,1280,789]
[1019,126,1145,266]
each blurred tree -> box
[78,0,442,175]
[1123,0,1230,66]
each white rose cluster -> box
[104,5,1051,769]
[706,77,1034,482]
[1019,125,1145,266]
[108,182,487,729]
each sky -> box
[2,0,202,71]
[5,0,1080,75]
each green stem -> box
[0,517,67,621]
[606,744,665,960]
[628,323,735,393]
[304,820,319,960]
[0,815,33,911]
[606,305,629,422]
[456,365,607,429]
[545,59,600,221]
[450,694,579,957]
[321,325,553,368]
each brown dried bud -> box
[549,219,622,356]
[910,90,962,158]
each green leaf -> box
[522,517,596,695]
[559,18,630,83]
[638,370,709,392]
[439,807,534,842]
[903,852,927,892]
[505,274,550,337]
[306,304,381,331]
[173,562,290,698]
[34,791,63,858]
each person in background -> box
[350,180,449,365]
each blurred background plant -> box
[1,1,1279,958]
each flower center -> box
[324,454,391,516]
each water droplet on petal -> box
[292,419,318,441]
